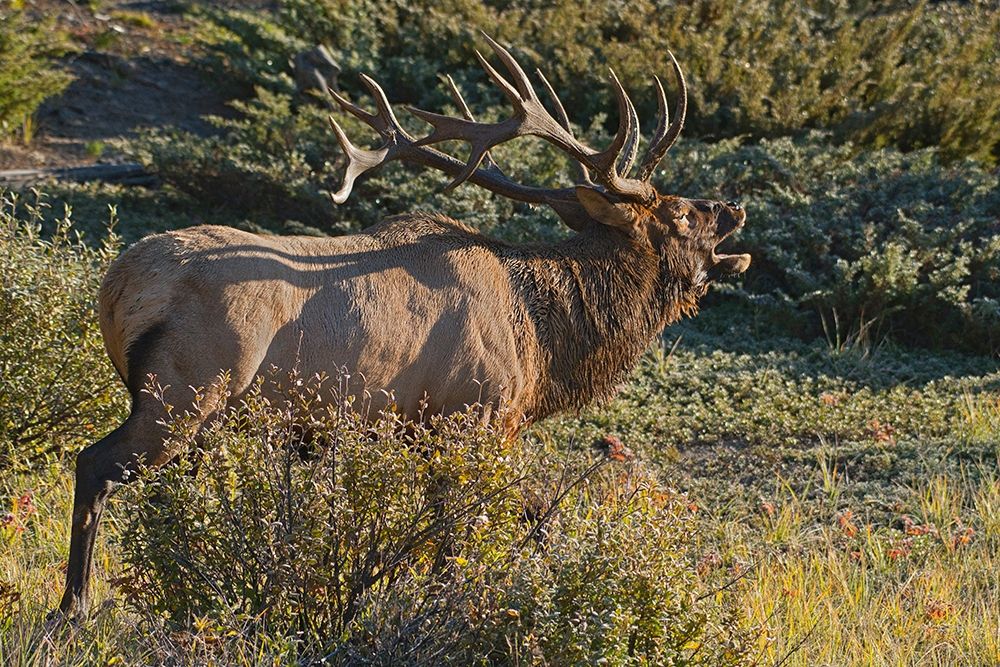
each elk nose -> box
[726,201,742,211]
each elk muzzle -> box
[710,203,750,278]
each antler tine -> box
[327,85,378,127]
[637,74,670,181]
[636,51,687,181]
[358,73,411,138]
[534,69,570,132]
[473,49,522,106]
[439,145,493,192]
[444,75,476,122]
[443,74,499,171]
[480,32,536,102]
[606,68,641,178]
[535,68,590,183]
[658,52,687,153]
[573,68,646,198]
[327,115,389,203]
[620,94,640,176]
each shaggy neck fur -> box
[503,226,701,421]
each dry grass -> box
[3,454,999,664]
[741,473,1000,666]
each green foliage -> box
[195,8,309,94]
[32,180,265,245]
[494,484,750,665]
[655,134,1000,354]
[0,6,72,141]
[0,192,127,471]
[536,313,1000,516]
[116,370,753,664]
[203,0,1000,163]
[131,89,339,228]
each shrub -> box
[0,6,72,141]
[116,370,754,664]
[199,0,1000,163]
[491,482,751,665]
[131,90,340,229]
[655,133,1000,355]
[0,191,127,471]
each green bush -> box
[492,484,750,665]
[0,6,72,141]
[116,370,754,664]
[655,133,1000,355]
[200,0,1000,163]
[0,192,127,471]
[131,89,339,229]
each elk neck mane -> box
[500,219,702,420]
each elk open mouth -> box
[710,208,750,277]
[710,251,752,277]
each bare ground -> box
[0,0,267,170]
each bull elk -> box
[55,35,749,618]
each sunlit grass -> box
[0,469,136,666]
[4,456,999,664]
[740,472,1000,667]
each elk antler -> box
[406,33,653,199]
[325,74,588,227]
[635,52,687,181]
[325,33,687,227]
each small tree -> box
[0,6,72,142]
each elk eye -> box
[676,215,690,231]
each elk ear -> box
[575,186,639,232]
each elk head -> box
[325,33,750,290]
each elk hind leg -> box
[56,408,175,619]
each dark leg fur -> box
[57,408,174,618]
[58,427,127,617]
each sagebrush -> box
[201,0,1000,162]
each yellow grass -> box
[4,465,999,665]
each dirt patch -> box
[0,0,266,170]
[31,49,235,164]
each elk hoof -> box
[43,608,80,634]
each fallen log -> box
[0,163,155,188]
